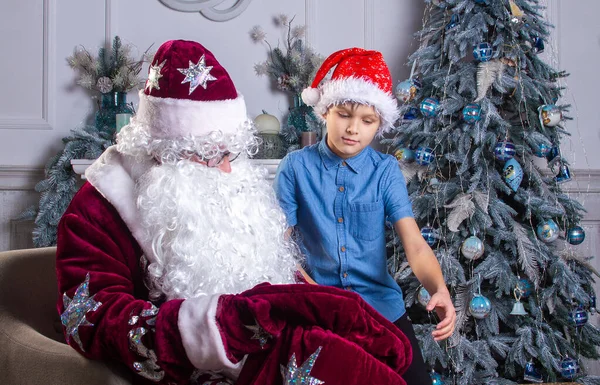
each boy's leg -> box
[394,314,431,385]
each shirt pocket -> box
[350,201,385,241]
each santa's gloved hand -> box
[215,284,285,362]
[176,283,281,376]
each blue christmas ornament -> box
[554,163,572,184]
[403,107,419,120]
[420,97,440,117]
[503,158,523,192]
[536,219,559,243]
[560,356,580,379]
[469,294,492,319]
[569,306,588,327]
[494,140,516,161]
[461,236,485,260]
[462,103,482,123]
[534,143,550,157]
[445,13,460,31]
[566,225,585,245]
[532,36,545,54]
[430,371,445,385]
[395,78,421,103]
[417,286,431,307]
[473,42,494,62]
[517,278,533,298]
[394,148,416,163]
[524,362,543,383]
[421,226,437,247]
[546,146,561,163]
[415,147,435,166]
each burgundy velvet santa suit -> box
[56,182,412,384]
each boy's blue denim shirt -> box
[274,137,414,322]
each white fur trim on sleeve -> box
[314,77,400,134]
[178,296,243,378]
[136,90,248,139]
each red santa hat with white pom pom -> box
[301,47,399,134]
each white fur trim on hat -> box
[136,90,248,139]
[301,87,321,106]
[313,77,400,134]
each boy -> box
[274,47,456,384]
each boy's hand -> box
[426,289,456,341]
[297,264,318,285]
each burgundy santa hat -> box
[124,39,253,159]
[301,47,399,134]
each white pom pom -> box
[301,87,321,106]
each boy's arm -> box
[394,217,456,341]
[297,264,318,284]
[285,227,317,285]
[276,161,316,285]
[273,155,298,228]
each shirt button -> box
[337,217,344,223]
[345,286,352,291]
[341,161,347,167]
[341,246,346,252]
[338,186,345,192]
[343,272,348,278]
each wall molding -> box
[0,0,55,131]
[304,0,317,49]
[363,0,375,49]
[0,166,44,191]
[105,0,113,45]
[555,169,600,194]
[546,0,560,65]
[1,164,599,192]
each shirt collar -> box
[318,135,371,173]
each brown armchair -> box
[0,247,132,384]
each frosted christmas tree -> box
[383,0,600,383]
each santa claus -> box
[56,40,412,385]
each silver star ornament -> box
[145,59,167,94]
[177,54,217,94]
[281,346,325,385]
[244,321,272,348]
[60,273,102,352]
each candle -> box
[116,113,132,133]
[301,131,317,148]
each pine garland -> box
[19,126,114,247]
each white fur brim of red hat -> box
[301,77,399,135]
[135,90,249,139]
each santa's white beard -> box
[136,158,299,301]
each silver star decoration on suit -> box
[177,54,217,94]
[60,273,102,352]
[145,59,167,94]
[244,321,272,348]
[281,346,324,385]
